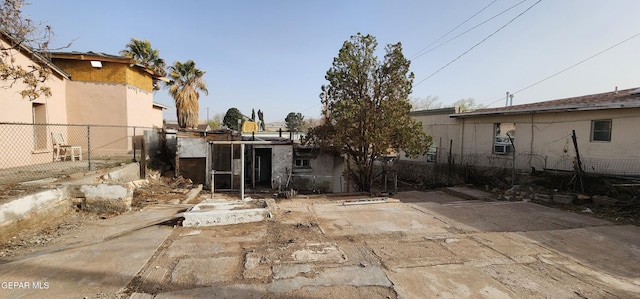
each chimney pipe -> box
[506,91,510,107]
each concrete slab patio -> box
[0,204,186,299]
[0,189,638,298]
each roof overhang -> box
[49,51,136,64]
[152,102,172,110]
[450,101,640,118]
[0,30,70,80]
[410,107,457,116]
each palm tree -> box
[120,38,166,89]
[167,60,208,129]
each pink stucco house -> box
[0,30,167,168]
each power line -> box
[412,0,528,61]
[414,0,543,87]
[299,102,322,113]
[486,30,640,107]
[410,0,498,60]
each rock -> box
[577,194,591,200]
[534,193,551,203]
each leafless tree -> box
[0,0,71,100]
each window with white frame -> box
[295,158,310,168]
[591,119,611,142]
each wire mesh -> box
[398,146,640,188]
[418,146,640,176]
[0,123,153,185]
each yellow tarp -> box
[242,121,258,133]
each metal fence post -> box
[87,125,91,170]
[133,126,137,162]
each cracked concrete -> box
[1,189,639,298]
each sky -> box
[22,0,640,123]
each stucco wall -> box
[404,109,461,164]
[151,106,165,128]
[408,107,640,176]
[0,38,70,168]
[59,60,157,155]
[332,156,345,193]
[272,145,293,190]
[65,81,128,155]
[125,85,158,153]
[65,81,126,125]
[291,153,338,193]
[0,39,68,124]
[455,108,640,174]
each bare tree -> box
[452,98,486,112]
[1,0,71,100]
[207,112,224,129]
[410,95,442,111]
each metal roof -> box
[0,30,71,80]
[451,87,640,118]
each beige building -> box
[409,88,640,176]
[406,107,462,164]
[0,31,166,168]
[50,51,166,155]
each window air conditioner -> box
[494,143,512,154]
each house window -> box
[493,122,515,154]
[591,119,611,142]
[32,103,47,150]
[295,158,310,168]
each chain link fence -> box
[0,122,154,185]
[423,146,640,176]
[398,146,640,188]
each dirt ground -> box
[0,161,639,298]
[1,171,639,298]
[0,171,187,260]
[1,169,638,262]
